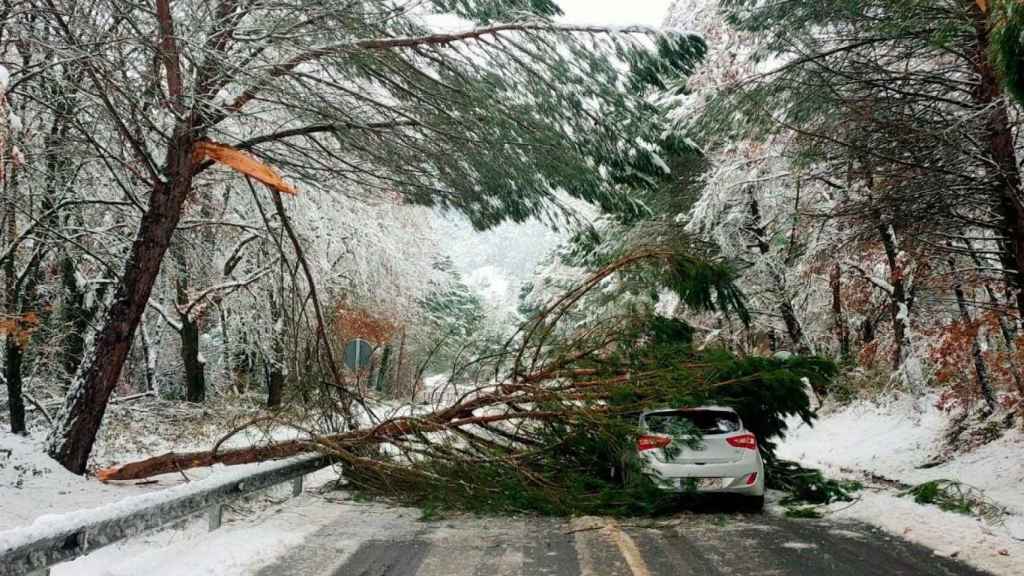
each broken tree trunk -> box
[96,396,574,481]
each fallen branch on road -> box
[95,248,837,517]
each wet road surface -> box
[257,506,992,576]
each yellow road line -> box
[570,517,653,576]
[603,518,652,576]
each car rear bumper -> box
[643,459,765,496]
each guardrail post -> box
[291,475,303,497]
[208,503,223,531]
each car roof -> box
[642,406,737,415]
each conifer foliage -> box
[0,0,710,473]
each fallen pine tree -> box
[96,249,851,514]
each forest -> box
[0,0,1021,524]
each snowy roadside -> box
[44,469,353,576]
[2,432,160,530]
[1,428,346,576]
[777,395,1024,575]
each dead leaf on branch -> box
[193,140,297,195]
[0,311,40,347]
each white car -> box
[634,406,765,511]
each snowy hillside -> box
[779,396,1024,574]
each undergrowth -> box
[903,480,1005,521]
[768,459,862,517]
[769,459,862,506]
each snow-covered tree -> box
[2,0,709,473]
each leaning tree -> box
[23,0,709,473]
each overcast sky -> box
[556,0,675,27]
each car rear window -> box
[644,410,741,435]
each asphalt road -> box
[256,504,992,576]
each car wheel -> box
[739,494,765,513]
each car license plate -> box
[695,478,722,490]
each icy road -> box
[255,510,988,576]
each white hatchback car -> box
[634,406,765,511]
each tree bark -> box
[181,314,206,402]
[878,222,923,392]
[967,1,1024,321]
[174,246,206,403]
[965,242,1024,399]
[830,264,850,359]
[396,327,408,398]
[949,256,997,412]
[376,345,392,395]
[4,160,25,435]
[46,123,198,474]
[3,337,25,434]
[266,286,284,409]
[140,317,158,394]
[861,316,875,345]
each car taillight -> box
[637,435,672,451]
[745,472,758,486]
[727,433,757,450]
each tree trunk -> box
[376,345,392,395]
[396,327,409,398]
[830,264,850,359]
[181,315,206,402]
[58,257,91,377]
[4,338,25,434]
[950,256,997,412]
[140,317,158,394]
[967,1,1024,321]
[4,161,25,434]
[46,124,197,474]
[43,71,88,380]
[266,287,284,409]
[779,302,807,354]
[173,242,206,403]
[966,242,1024,399]
[878,222,923,392]
[3,194,24,432]
[861,316,875,345]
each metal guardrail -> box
[0,456,332,576]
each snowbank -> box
[0,433,166,530]
[779,395,1024,515]
[778,395,1024,575]
[49,469,346,576]
[0,454,323,553]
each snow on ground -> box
[1,396,308,530]
[0,454,329,550]
[1,432,166,530]
[814,490,1022,576]
[779,394,1024,515]
[777,394,1024,575]
[48,469,360,576]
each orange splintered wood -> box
[193,140,297,195]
